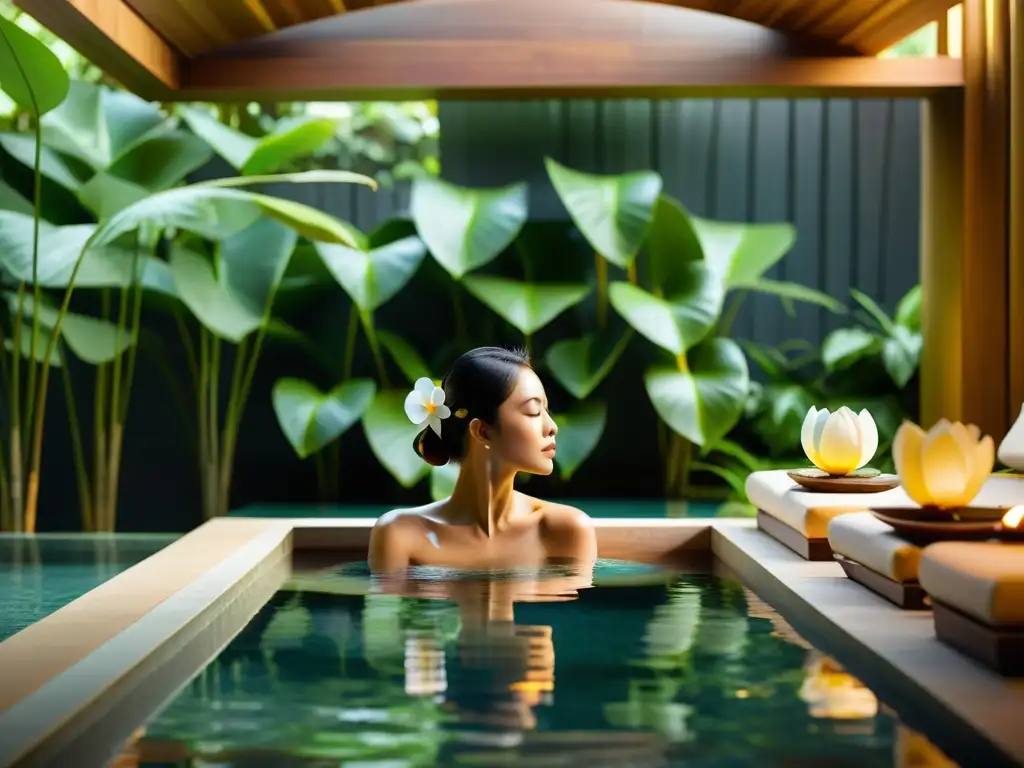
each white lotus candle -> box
[800,406,879,476]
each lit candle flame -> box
[1002,506,1024,529]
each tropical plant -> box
[0,11,71,532]
[728,284,922,482]
[542,158,843,496]
[0,80,214,530]
[820,284,921,390]
[270,161,840,502]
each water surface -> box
[0,534,177,642]
[134,559,955,767]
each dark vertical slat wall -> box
[438,98,922,348]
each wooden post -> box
[922,0,1011,440]
[1009,0,1024,424]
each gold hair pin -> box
[454,409,468,419]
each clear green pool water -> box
[0,534,177,642]
[136,560,948,767]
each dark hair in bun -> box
[414,346,531,466]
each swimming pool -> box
[129,559,956,767]
[0,534,178,642]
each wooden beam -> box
[921,0,1010,440]
[180,47,963,101]
[14,0,180,98]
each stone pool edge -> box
[0,516,1019,767]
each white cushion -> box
[919,542,1024,626]
[747,470,1024,540]
[746,470,908,538]
[827,512,920,582]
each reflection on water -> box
[130,559,958,768]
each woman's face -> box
[488,367,558,475]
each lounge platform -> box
[827,512,928,610]
[919,542,1024,676]
[0,515,1021,768]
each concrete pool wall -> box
[0,517,1020,767]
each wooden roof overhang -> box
[15,0,963,101]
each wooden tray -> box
[787,468,900,494]
[870,506,1024,541]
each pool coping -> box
[0,516,1019,767]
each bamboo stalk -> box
[60,348,93,531]
[360,310,389,387]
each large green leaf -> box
[0,178,31,214]
[691,216,796,286]
[410,178,528,278]
[363,389,431,487]
[315,235,426,312]
[378,331,432,386]
[272,377,376,459]
[87,171,375,252]
[41,81,167,170]
[5,324,61,366]
[552,401,607,481]
[544,157,661,268]
[219,218,298,315]
[107,130,214,191]
[609,264,724,356]
[180,107,337,175]
[644,338,750,447]
[821,327,878,370]
[462,276,590,335]
[544,327,631,400]
[58,311,136,364]
[894,284,922,331]
[882,325,921,388]
[244,117,338,176]
[6,294,133,364]
[170,247,261,342]
[738,278,845,314]
[179,106,257,170]
[78,172,151,219]
[647,195,704,295]
[0,211,158,288]
[0,16,69,117]
[0,133,82,191]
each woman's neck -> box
[448,449,517,536]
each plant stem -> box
[718,291,747,337]
[343,305,358,380]
[198,328,212,519]
[25,121,43,440]
[664,432,693,499]
[218,339,249,514]
[594,253,608,329]
[60,348,92,532]
[93,291,111,531]
[8,285,23,531]
[360,310,389,387]
[627,261,638,285]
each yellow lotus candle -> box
[892,419,994,509]
[800,406,878,476]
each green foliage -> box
[272,378,376,459]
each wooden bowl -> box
[786,468,900,494]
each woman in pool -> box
[369,346,597,573]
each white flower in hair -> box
[404,377,451,437]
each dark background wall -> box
[36,98,923,532]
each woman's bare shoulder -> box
[522,495,594,534]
